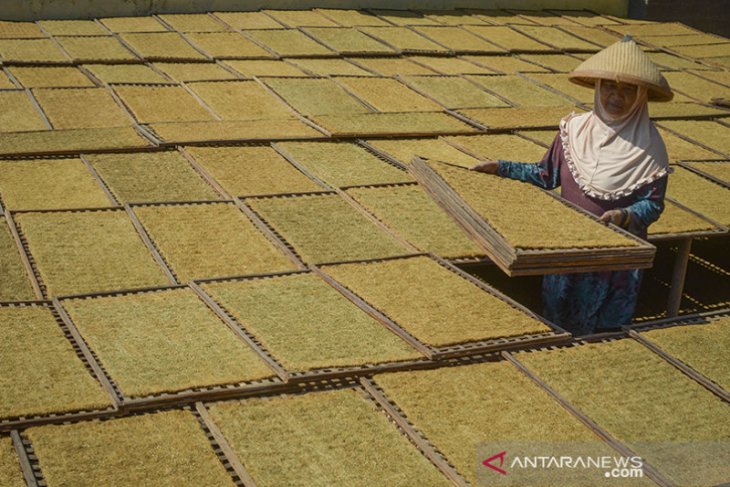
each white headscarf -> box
[560,79,671,201]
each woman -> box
[471,36,673,335]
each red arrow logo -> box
[482,451,508,475]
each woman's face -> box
[599,80,639,118]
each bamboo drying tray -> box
[346,56,436,76]
[212,11,284,30]
[456,106,583,130]
[310,111,477,137]
[315,9,391,27]
[144,118,322,145]
[207,388,451,486]
[131,201,299,282]
[666,166,730,224]
[661,120,730,156]
[512,25,600,51]
[517,53,583,72]
[153,62,237,82]
[0,157,111,210]
[82,64,170,84]
[55,36,139,63]
[358,27,450,54]
[157,13,228,32]
[410,158,655,275]
[98,16,168,33]
[184,32,275,59]
[0,39,70,64]
[222,59,308,77]
[262,77,371,116]
[370,360,625,486]
[507,9,580,25]
[199,271,423,380]
[443,133,547,162]
[408,56,495,75]
[412,26,505,54]
[25,409,238,487]
[691,69,730,86]
[186,80,296,120]
[274,140,412,188]
[0,127,153,158]
[13,209,170,297]
[345,183,484,259]
[461,54,548,74]
[0,436,24,487]
[119,32,208,61]
[646,51,708,70]
[647,102,728,120]
[365,137,480,168]
[631,314,730,394]
[608,22,699,37]
[0,91,48,133]
[419,9,494,25]
[0,303,114,425]
[0,217,37,301]
[663,71,730,103]
[33,87,133,129]
[302,27,397,55]
[287,58,373,76]
[671,43,730,59]
[516,129,558,146]
[679,160,730,187]
[467,74,577,107]
[0,20,45,39]
[262,9,339,27]
[334,76,443,112]
[659,128,724,161]
[38,19,109,36]
[86,151,221,203]
[8,66,95,88]
[462,25,554,52]
[369,9,441,26]
[243,29,335,57]
[60,287,275,399]
[648,199,726,240]
[514,338,730,486]
[461,9,534,25]
[525,72,593,103]
[245,192,409,264]
[557,25,621,47]
[113,84,217,124]
[319,254,564,357]
[184,144,324,197]
[0,71,14,89]
[400,75,509,109]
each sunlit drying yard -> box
[0,4,728,486]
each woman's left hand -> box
[599,209,625,226]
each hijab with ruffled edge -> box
[560,79,671,201]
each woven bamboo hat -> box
[568,35,673,101]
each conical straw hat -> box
[568,35,673,102]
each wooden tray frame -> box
[127,199,305,281]
[502,340,676,487]
[622,309,730,402]
[410,157,657,276]
[677,160,730,189]
[16,404,250,487]
[191,272,431,383]
[314,252,570,360]
[648,196,729,242]
[54,285,288,412]
[0,300,120,432]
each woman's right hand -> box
[470,160,499,174]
